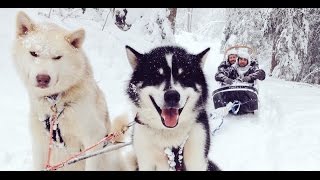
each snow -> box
[1,8,320,171]
[209,78,320,170]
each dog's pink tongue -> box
[161,108,179,128]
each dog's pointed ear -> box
[16,11,34,37]
[126,45,142,69]
[197,47,210,69]
[65,29,85,49]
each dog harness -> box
[41,93,68,147]
[134,115,146,126]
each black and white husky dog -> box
[125,45,220,171]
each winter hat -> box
[236,49,251,77]
[226,49,238,56]
[225,48,238,62]
[237,49,251,66]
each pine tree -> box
[223,8,320,84]
[222,8,270,63]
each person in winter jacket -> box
[234,50,265,84]
[215,49,264,85]
[215,49,238,85]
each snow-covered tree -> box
[264,8,320,84]
[264,8,309,81]
[135,8,175,44]
[167,8,177,34]
[38,8,175,44]
[176,8,225,38]
[187,8,193,32]
[303,8,320,84]
[223,8,320,85]
[222,8,271,70]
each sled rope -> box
[210,102,234,136]
[211,98,258,136]
[44,94,135,171]
[44,93,66,169]
[211,116,225,137]
[44,103,60,170]
[211,101,243,136]
[232,98,258,115]
[66,142,131,166]
[231,101,241,114]
[45,120,134,171]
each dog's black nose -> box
[164,90,180,107]
[36,74,51,88]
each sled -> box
[212,82,258,115]
[213,45,259,115]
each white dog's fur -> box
[12,11,126,171]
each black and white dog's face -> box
[126,46,210,129]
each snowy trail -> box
[207,78,320,170]
[260,79,320,170]
[208,80,283,170]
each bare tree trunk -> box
[48,8,53,18]
[187,8,193,32]
[167,8,177,34]
[270,39,278,74]
[81,8,86,14]
[102,9,112,31]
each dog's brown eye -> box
[52,56,62,60]
[30,51,38,57]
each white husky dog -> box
[12,11,126,171]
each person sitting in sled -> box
[215,49,238,85]
[215,48,262,85]
[213,49,264,115]
[234,50,266,84]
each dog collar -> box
[134,115,146,126]
[45,93,61,104]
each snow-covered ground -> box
[1,8,320,171]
